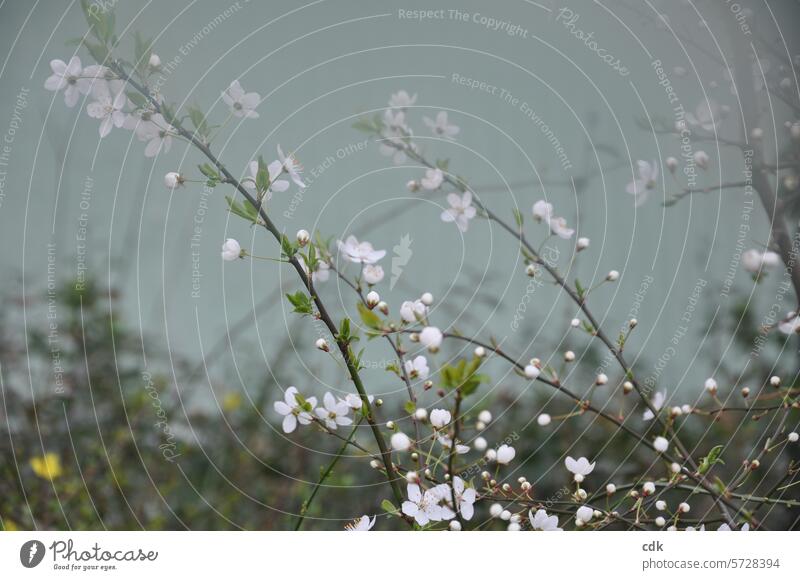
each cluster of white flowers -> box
[273,387,368,433]
[337,235,386,283]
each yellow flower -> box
[30,453,63,481]
[223,392,242,413]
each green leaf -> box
[575,278,585,300]
[225,196,258,224]
[281,235,297,258]
[404,400,416,415]
[285,291,312,316]
[357,302,382,331]
[698,445,725,475]
[512,208,524,229]
[188,106,210,140]
[256,155,271,193]
[126,91,149,110]
[381,499,398,515]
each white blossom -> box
[429,409,451,428]
[530,509,562,531]
[438,435,469,454]
[626,160,659,207]
[654,436,669,453]
[419,326,443,350]
[345,515,375,531]
[391,432,412,452]
[440,192,476,232]
[315,392,353,430]
[421,168,444,190]
[423,111,459,139]
[86,81,127,138]
[404,355,429,380]
[164,172,182,189]
[496,444,515,465]
[537,413,551,426]
[575,505,594,525]
[401,483,454,525]
[45,57,93,107]
[400,300,427,323]
[222,80,260,118]
[137,113,175,157]
[643,391,666,421]
[686,100,720,131]
[221,238,242,261]
[362,264,384,284]
[389,90,417,110]
[273,386,316,433]
[277,144,305,188]
[565,456,595,481]
[337,235,386,264]
[778,313,800,335]
[450,476,476,520]
[742,249,780,274]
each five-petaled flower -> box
[626,160,659,207]
[404,355,430,380]
[424,111,459,140]
[529,509,562,531]
[86,81,127,138]
[345,515,376,531]
[565,456,595,482]
[315,392,353,430]
[441,192,477,233]
[222,80,260,118]
[337,235,386,264]
[273,386,316,433]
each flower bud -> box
[296,229,310,246]
[606,270,620,282]
[623,381,634,394]
[770,376,781,387]
[414,408,428,421]
[149,53,161,68]
[576,237,590,251]
[164,171,183,189]
[788,432,799,443]
[420,292,434,306]
[377,301,389,315]
[474,346,486,358]
[315,338,329,352]
[571,318,581,328]
[665,156,678,173]
[741,387,750,398]
[596,373,608,386]
[366,291,380,309]
[524,364,540,379]
[526,264,537,277]
[678,502,690,513]
[537,413,551,426]
[449,521,462,531]
[606,483,616,494]
[704,377,718,395]
[564,350,575,362]
[655,516,666,527]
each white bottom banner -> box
[0,531,797,578]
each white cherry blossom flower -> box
[221,238,242,261]
[429,409,451,428]
[575,505,594,525]
[362,264,384,284]
[337,235,386,264]
[626,160,659,207]
[565,456,595,481]
[404,355,429,380]
[400,300,427,323]
[137,113,175,157]
[315,392,353,430]
[530,509,562,531]
[45,57,91,107]
[496,444,515,464]
[401,483,454,525]
[86,81,127,138]
[424,111,459,139]
[778,313,800,335]
[345,515,376,531]
[379,110,411,164]
[389,90,417,110]
[391,432,412,452]
[686,100,720,131]
[421,168,444,190]
[532,200,554,222]
[277,145,305,188]
[548,216,575,239]
[451,477,476,520]
[438,435,469,454]
[243,159,290,195]
[643,390,666,421]
[419,326,443,350]
[273,386,316,433]
[222,80,260,118]
[742,249,780,274]
[441,192,476,233]
[302,259,330,283]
